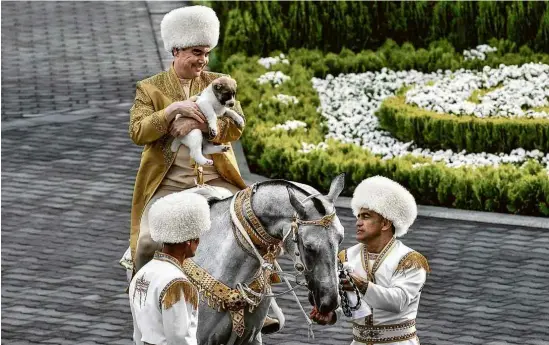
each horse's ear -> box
[287,187,307,218]
[326,173,346,203]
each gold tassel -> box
[162,280,199,310]
[396,252,431,274]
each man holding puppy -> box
[311,176,430,345]
[128,5,247,273]
[124,5,283,335]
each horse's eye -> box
[303,244,316,253]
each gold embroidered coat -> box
[129,66,248,259]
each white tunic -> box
[339,239,428,345]
[129,252,198,345]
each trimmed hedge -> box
[377,96,549,154]
[286,39,549,78]
[224,49,549,216]
[198,1,549,68]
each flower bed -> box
[312,68,549,166]
[225,49,549,216]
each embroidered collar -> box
[361,237,396,283]
[154,251,183,270]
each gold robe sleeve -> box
[129,82,170,145]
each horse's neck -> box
[193,198,264,285]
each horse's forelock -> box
[257,180,333,216]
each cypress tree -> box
[535,4,549,52]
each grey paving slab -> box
[1,1,161,120]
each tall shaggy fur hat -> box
[160,5,220,52]
[351,176,417,237]
[149,192,211,243]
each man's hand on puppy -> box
[165,100,204,124]
[167,101,209,137]
[170,117,208,137]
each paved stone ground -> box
[1,1,161,120]
[2,2,549,345]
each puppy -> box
[170,76,244,166]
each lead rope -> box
[274,260,315,340]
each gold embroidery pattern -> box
[181,258,274,338]
[230,309,246,338]
[239,188,281,248]
[353,319,417,343]
[159,278,199,310]
[395,251,431,274]
[154,251,181,268]
[361,237,396,284]
[130,73,173,138]
[181,259,263,312]
[157,135,174,166]
[133,275,150,307]
[150,112,167,134]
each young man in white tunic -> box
[129,192,210,345]
[311,176,430,345]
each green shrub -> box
[280,40,549,78]
[376,96,549,154]
[224,49,549,216]
[197,1,549,66]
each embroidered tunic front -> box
[129,252,199,345]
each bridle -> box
[232,183,336,283]
[228,183,337,339]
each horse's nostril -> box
[318,295,339,314]
[308,291,315,306]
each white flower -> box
[406,63,549,119]
[258,53,291,69]
[463,45,498,61]
[272,94,299,105]
[298,141,328,153]
[257,71,291,86]
[271,120,307,132]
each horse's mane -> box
[255,179,327,215]
[206,180,327,214]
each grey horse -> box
[193,174,346,345]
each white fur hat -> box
[160,5,220,52]
[351,176,417,237]
[149,192,211,244]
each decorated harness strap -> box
[181,259,272,337]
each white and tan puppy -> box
[170,76,244,166]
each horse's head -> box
[282,174,345,314]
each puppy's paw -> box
[204,159,214,166]
[234,117,245,128]
[209,127,218,138]
[221,145,230,152]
